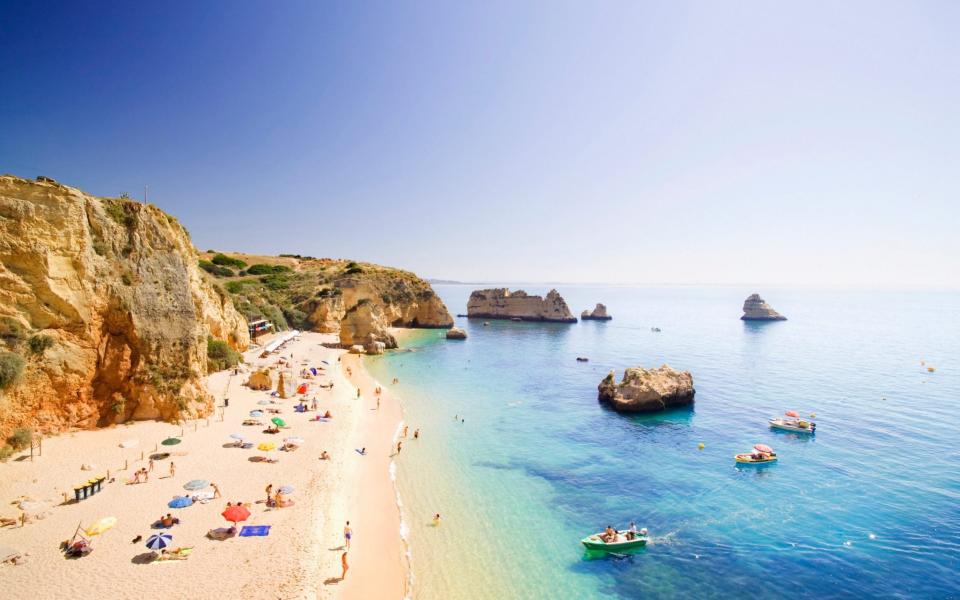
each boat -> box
[576,357,589,362]
[581,530,648,551]
[735,443,777,464]
[769,410,815,434]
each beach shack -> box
[248,319,274,340]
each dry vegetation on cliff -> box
[197,251,453,348]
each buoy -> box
[809,413,817,418]
[927,367,936,373]
[698,442,705,450]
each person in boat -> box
[602,525,617,543]
[626,521,638,540]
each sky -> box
[1,1,957,287]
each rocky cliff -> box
[581,303,611,321]
[202,252,453,349]
[466,288,576,322]
[598,365,695,412]
[0,175,249,438]
[741,293,787,321]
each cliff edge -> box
[466,288,576,322]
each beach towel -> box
[239,525,271,537]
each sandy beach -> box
[0,331,406,600]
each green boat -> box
[581,531,648,551]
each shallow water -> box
[365,285,960,599]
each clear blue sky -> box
[2,1,957,287]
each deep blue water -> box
[366,285,960,599]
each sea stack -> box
[581,303,612,321]
[466,288,577,323]
[741,293,787,321]
[445,327,468,340]
[598,365,695,413]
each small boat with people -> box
[735,443,778,464]
[769,410,816,434]
[581,523,648,551]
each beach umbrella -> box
[321,360,329,365]
[278,485,294,494]
[18,500,48,515]
[161,437,181,446]
[250,410,264,417]
[146,533,172,551]
[119,439,139,449]
[784,410,799,418]
[168,496,193,509]
[84,516,117,536]
[271,417,286,427]
[257,400,270,405]
[229,433,246,440]
[753,444,774,454]
[284,437,304,445]
[257,442,276,452]
[221,505,250,525]
[183,479,209,491]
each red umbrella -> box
[753,444,774,454]
[221,505,250,525]
[784,410,799,418]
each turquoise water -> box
[365,286,960,599]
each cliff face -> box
[467,288,576,322]
[0,175,249,437]
[204,253,453,349]
[581,303,611,320]
[598,365,695,413]
[741,293,787,321]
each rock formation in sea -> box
[466,288,576,323]
[0,175,249,437]
[204,253,453,350]
[581,303,612,321]
[445,327,468,340]
[741,293,787,321]
[597,365,695,412]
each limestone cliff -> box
[741,293,787,321]
[0,175,249,438]
[203,253,453,349]
[598,365,695,413]
[466,288,576,322]
[581,303,611,321]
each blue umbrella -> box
[146,532,172,551]
[250,410,264,417]
[183,479,209,491]
[278,485,294,494]
[168,496,193,509]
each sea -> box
[363,285,960,599]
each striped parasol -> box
[146,533,173,551]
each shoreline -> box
[0,331,407,600]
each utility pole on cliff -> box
[144,185,149,205]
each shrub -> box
[0,445,13,461]
[6,427,32,451]
[0,352,24,389]
[259,273,290,290]
[207,338,241,372]
[211,253,247,269]
[225,280,246,294]
[247,264,292,275]
[104,200,138,228]
[92,240,109,256]
[119,192,130,199]
[0,318,25,348]
[28,334,54,355]
[199,260,234,277]
[260,305,288,330]
[316,287,342,299]
[282,307,309,330]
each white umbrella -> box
[284,437,305,445]
[18,501,48,514]
[120,439,139,449]
[229,433,246,440]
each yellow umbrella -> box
[257,442,276,452]
[84,516,117,536]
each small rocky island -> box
[466,288,577,323]
[581,303,611,321]
[598,365,695,413]
[741,293,787,321]
[445,327,468,340]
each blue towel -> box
[239,525,271,537]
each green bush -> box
[199,260,235,277]
[247,264,292,275]
[225,280,246,294]
[28,334,54,355]
[259,273,290,290]
[0,352,24,389]
[207,338,242,373]
[0,445,13,461]
[282,307,309,330]
[316,287,342,299]
[6,427,32,451]
[93,240,109,256]
[211,253,247,269]
[260,305,288,330]
[104,200,138,228]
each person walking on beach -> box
[433,513,441,526]
[414,428,420,439]
[169,462,175,477]
[148,459,154,472]
[340,551,349,580]
[356,388,361,399]
[402,425,408,438]
[265,483,273,503]
[212,482,221,499]
[396,441,402,455]
[344,521,352,549]
[377,397,380,410]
